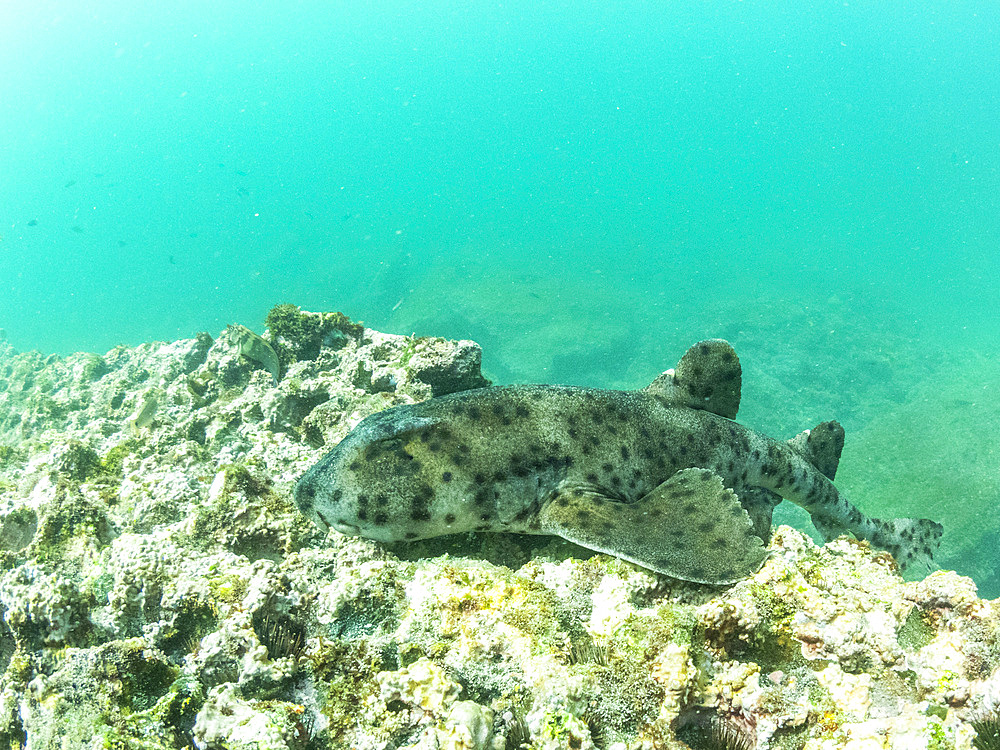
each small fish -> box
[295,339,943,584]
[71,226,84,234]
[117,240,127,248]
[64,180,77,188]
[129,388,162,433]
[227,324,280,386]
[27,219,38,227]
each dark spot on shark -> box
[297,339,942,584]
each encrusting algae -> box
[0,304,994,749]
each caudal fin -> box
[869,517,944,571]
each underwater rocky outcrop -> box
[0,307,997,750]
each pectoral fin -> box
[539,468,767,584]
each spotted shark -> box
[294,339,942,584]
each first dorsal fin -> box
[644,339,742,419]
[787,420,845,480]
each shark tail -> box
[784,421,943,572]
[867,517,944,571]
[811,510,943,572]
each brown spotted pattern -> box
[294,339,943,580]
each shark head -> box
[293,406,442,543]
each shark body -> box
[294,339,942,584]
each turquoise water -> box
[2,1,999,593]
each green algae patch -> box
[310,639,388,746]
[0,444,23,467]
[159,599,222,660]
[76,353,109,383]
[0,506,38,553]
[48,640,193,750]
[222,462,272,498]
[898,607,937,652]
[100,439,138,477]
[106,639,179,713]
[188,464,318,559]
[651,601,699,649]
[208,573,248,606]
[265,303,364,366]
[583,632,667,739]
[30,481,115,563]
[53,441,103,482]
[498,578,565,650]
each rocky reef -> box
[0,307,997,750]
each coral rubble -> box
[0,307,996,749]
